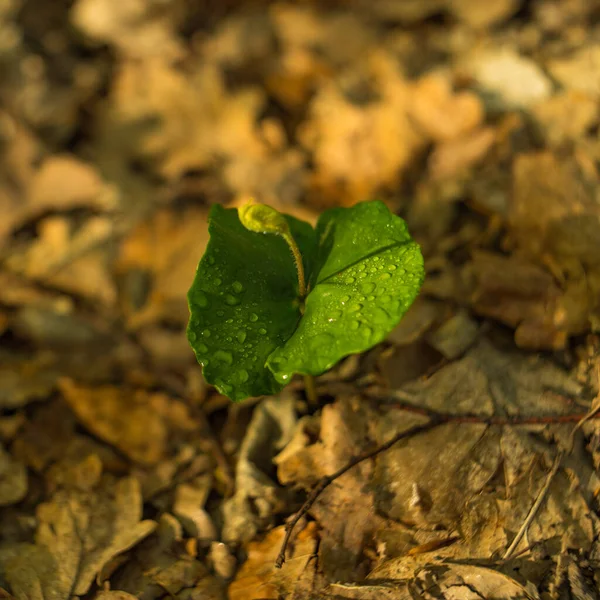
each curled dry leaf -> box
[0,477,155,599]
[222,394,297,544]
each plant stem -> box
[283,231,316,405]
[304,374,317,406]
[282,232,306,299]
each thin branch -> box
[502,450,563,560]
[275,417,443,568]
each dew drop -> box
[340,295,350,303]
[202,329,211,338]
[236,331,247,343]
[232,281,244,293]
[249,313,259,322]
[225,318,233,324]
[197,343,208,353]
[258,327,267,335]
[214,350,233,364]
[388,264,397,271]
[379,273,391,280]
[373,256,380,262]
[217,310,224,317]
[188,330,197,342]
[349,320,360,330]
[237,369,249,383]
[196,292,209,308]
[345,276,355,284]
[225,294,241,306]
[207,256,215,265]
[349,303,363,313]
[214,277,222,286]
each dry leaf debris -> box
[2,0,600,597]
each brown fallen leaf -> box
[59,379,169,465]
[228,522,320,600]
[27,154,117,217]
[110,513,225,599]
[276,396,392,581]
[114,205,210,329]
[0,351,59,410]
[469,251,568,349]
[299,52,424,206]
[372,339,595,558]
[365,562,538,599]
[0,477,156,599]
[71,0,185,60]
[5,215,116,305]
[409,73,483,142]
[0,445,27,507]
[94,591,138,600]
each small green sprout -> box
[187,200,424,401]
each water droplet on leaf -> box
[249,313,258,322]
[225,294,241,306]
[196,292,209,308]
[232,281,244,293]
[236,331,247,343]
[214,350,233,364]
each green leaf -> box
[186,205,315,402]
[187,201,424,401]
[267,201,424,382]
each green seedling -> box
[187,199,424,402]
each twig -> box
[274,417,443,568]
[502,450,563,560]
[380,397,600,426]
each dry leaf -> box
[222,394,297,544]
[0,477,155,599]
[115,206,210,328]
[0,445,27,507]
[276,396,391,581]
[59,379,168,465]
[409,73,483,142]
[228,522,320,600]
[110,513,224,599]
[300,52,423,206]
